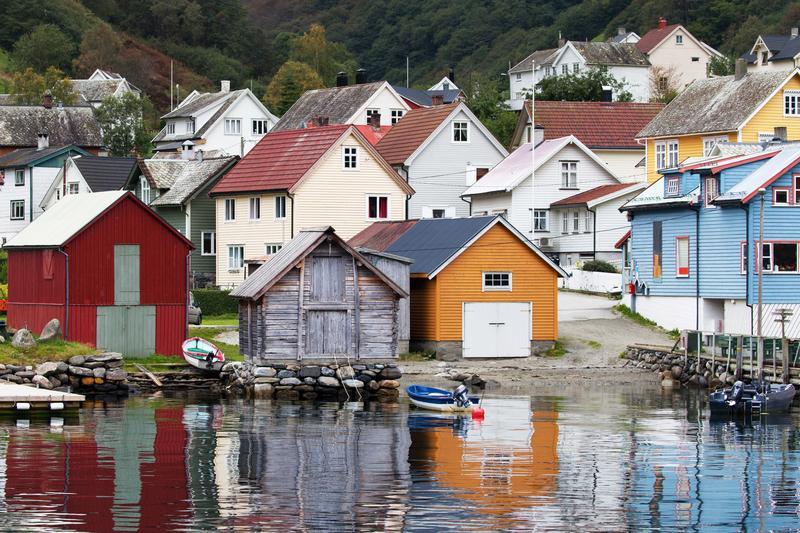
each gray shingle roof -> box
[70,79,124,103]
[138,159,186,189]
[162,90,244,119]
[147,156,238,206]
[637,70,791,138]
[154,90,247,143]
[273,82,385,131]
[509,48,558,74]
[569,41,649,67]
[73,155,138,192]
[741,35,797,63]
[0,105,103,148]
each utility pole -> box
[774,308,793,384]
[170,60,174,111]
[530,58,536,236]
[757,188,766,384]
[406,56,409,87]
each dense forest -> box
[1,0,800,114]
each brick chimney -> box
[658,17,667,30]
[368,111,381,130]
[431,94,444,106]
[42,91,53,109]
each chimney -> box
[220,80,230,93]
[617,27,626,36]
[558,37,566,47]
[792,27,799,39]
[431,94,444,106]
[443,81,450,91]
[735,58,747,80]
[658,17,667,30]
[42,91,53,109]
[37,133,49,151]
[601,85,613,102]
[533,124,544,147]
[181,140,195,160]
[314,115,329,127]
[355,68,368,84]
[448,67,455,84]
[368,111,381,130]
[336,72,348,87]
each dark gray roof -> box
[392,86,462,106]
[509,48,558,74]
[73,156,138,192]
[741,35,800,63]
[70,79,125,103]
[637,70,790,138]
[0,146,80,168]
[154,90,246,143]
[149,156,237,206]
[385,216,496,275]
[273,82,385,131]
[0,105,103,148]
[569,42,649,67]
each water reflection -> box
[0,389,796,531]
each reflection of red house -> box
[6,191,192,356]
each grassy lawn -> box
[0,339,99,367]
[202,313,238,326]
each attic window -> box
[452,121,469,143]
[761,51,769,64]
[691,57,699,62]
[390,109,404,125]
[676,35,683,45]
[515,73,522,81]
[666,177,680,197]
[784,90,800,116]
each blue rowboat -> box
[406,384,480,412]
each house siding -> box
[410,276,438,341]
[155,206,186,234]
[645,133,736,183]
[740,75,800,142]
[189,181,217,277]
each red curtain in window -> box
[379,197,388,218]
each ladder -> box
[750,399,762,416]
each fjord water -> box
[0,387,798,531]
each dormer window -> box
[761,51,769,64]
[666,177,680,197]
[166,122,175,135]
[186,119,195,134]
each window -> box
[740,242,747,274]
[224,118,242,135]
[366,109,379,118]
[452,121,469,143]
[666,177,680,197]
[584,210,592,233]
[367,195,389,220]
[784,91,800,116]
[14,169,24,186]
[533,209,548,231]
[201,232,216,255]
[249,197,260,219]
[676,34,683,44]
[515,73,522,81]
[432,208,446,218]
[561,64,568,75]
[140,176,151,204]
[676,236,690,277]
[68,182,79,195]
[10,200,24,220]
[560,161,578,188]
[274,195,286,219]
[704,176,719,206]
[653,221,662,279]
[227,245,244,270]
[265,243,282,255]
[795,176,800,204]
[572,211,580,233]
[224,198,235,221]
[691,57,699,62]
[667,140,679,168]
[343,146,358,169]
[166,122,175,135]
[761,51,769,64]
[390,109,404,125]
[572,63,579,73]
[545,66,551,77]
[774,188,791,206]
[655,140,679,169]
[482,272,511,291]
[186,119,195,134]
[702,136,728,156]
[773,243,798,272]
[252,119,269,135]
[562,211,569,234]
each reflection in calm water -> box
[0,387,797,531]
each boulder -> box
[68,355,86,366]
[221,362,241,373]
[254,367,277,378]
[87,353,123,363]
[105,369,127,381]
[69,365,94,377]
[378,379,400,389]
[320,366,336,377]
[368,380,380,391]
[92,367,106,378]
[299,366,321,379]
[35,362,61,376]
[15,371,35,379]
[83,361,107,369]
[337,366,356,380]
[379,367,402,380]
[3,374,23,384]
[253,377,279,384]
[670,365,682,379]
[356,374,373,383]
[318,376,340,388]
[343,379,364,388]
[11,329,35,350]
[106,360,124,369]
[94,377,104,384]
[352,365,367,371]
[80,376,96,386]
[48,377,62,388]
[303,377,317,386]
[39,319,62,342]
[294,384,314,393]
[276,369,296,379]
[279,377,302,386]
[253,383,273,399]
[32,375,53,389]
[661,378,675,388]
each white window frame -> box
[584,210,592,233]
[343,146,358,169]
[67,182,80,195]
[655,141,667,170]
[676,236,690,278]
[572,210,580,233]
[759,242,773,273]
[740,242,747,274]
[201,232,216,256]
[561,64,568,75]
[14,169,24,186]
[560,161,578,188]
[249,197,260,220]
[366,194,390,220]
[667,140,679,168]
[224,198,235,221]
[676,34,684,45]
[655,139,679,170]
[9,200,24,221]
[274,195,286,220]
[452,121,469,143]
[366,109,379,118]
[390,109,404,125]
[224,118,242,135]
[666,177,680,196]
[784,90,800,117]
[186,119,195,134]
[482,272,512,292]
[227,245,244,271]
[771,242,800,273]
[702,135,728,157]
[265,243,282,255]
[166,122,175,135]
[252,119,269,135]
[515,73,522,81]
[533,209,548,232]
[572,63,579,73]
[140,176,151,204]
[774,187,791,206]
[561,211,569,234]
[704,176,719,207]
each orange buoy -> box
[471,406,485,420]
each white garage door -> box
[463,302,531,358]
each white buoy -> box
[50,402,64,411]
[15,402,30,411]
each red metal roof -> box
[348,220,419,251]
[614,230,631,249]
[355,125,392,145]
[211,125,350,195]
[551,183,635,207]
[526,100,664,149]
[376,103,459,165]
[636,24,681,54]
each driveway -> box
[558,291,616,322]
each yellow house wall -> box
[741,75,800,142]
[645,132,736,183]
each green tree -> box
[95,92,154,156]
[536,67,633,102]
[288,24,356,86]
[708,55,734,76]
[73,23,122,76]
[11,67,77,105]
[12,24,75,72]
[465,74,517,147]
[264,60,324,115]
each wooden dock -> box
[0,383,85,411]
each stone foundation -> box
[220,361,403,401]
[411,340,555,360]
[624,345,736,389]
[0,353,129,396]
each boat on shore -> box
[406,384,479,412]
[709,380,796,415]
[182,337,225,372]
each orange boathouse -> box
[351,216,567,360]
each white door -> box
[463,302,531,358]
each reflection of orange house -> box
[409,401,559,526]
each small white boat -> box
[406,384,479,412]
[182,337,225,372]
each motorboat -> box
[406,384,479,412]
[182,337,225,372]
[709,380,796,415]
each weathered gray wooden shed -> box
[231,227,408,363]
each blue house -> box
[620,144,800,337]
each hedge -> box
[191,289,238,316]
[581,259,618,273]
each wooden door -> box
[463,302,531,358]
[310,256,345,302]
[97,305,156,357]
[114,244,140,305]
[306,310,348,355]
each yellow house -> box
[210,124,414,288]
[637,68,800,182]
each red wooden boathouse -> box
[5,191,192,356]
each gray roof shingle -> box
[162,90,244,119]
[569,41,649,67]
[146,156,238,206]
[0,146,72,167]
[273,82,385,131]
[0,105,103,148]
[70,79,125,103]
[73,156,138,192]
[509,48,558,74]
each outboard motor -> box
[452,384,472,408]
[726,380,744,406]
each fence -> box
[559,268,622,294]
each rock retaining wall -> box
[624,345,731,389]
[220,362,402,401]
[0,353,129,396]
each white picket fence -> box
[559,268,622,294]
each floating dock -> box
[0,383,85,411]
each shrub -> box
[581,260,618,273]
[191,289,237,316]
